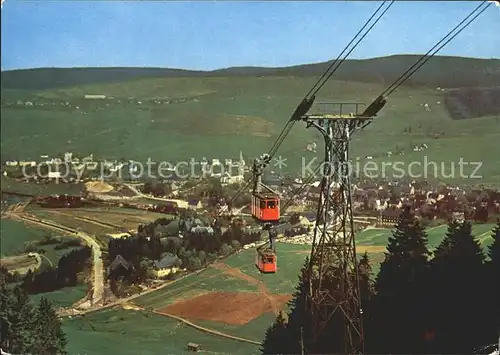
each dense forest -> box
[262,210,500,354]
[445,87,500,120]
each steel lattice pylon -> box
[299,103,374,354]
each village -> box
[3,148,500,228]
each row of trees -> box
[0,284,67,354]
[262,209,500,354]
[141,180,172,197]
[22,246,92,294]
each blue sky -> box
[1,1,499,70]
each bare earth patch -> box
[157,291,291,325]
[0,254,40,274]
[210,262,288,315]
[356,245,386,253]
[84,181,114,193]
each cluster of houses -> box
[107,253,182,279]
[259,175,499,225]
[3,152,132,173]
[3,150,248,186]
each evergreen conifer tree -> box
[0,285,37,354]
[10,286,36,353]
[261,311,288,355]
[430,220,487,353]
[488,220,500,273]
[262,257,310,354]
[370,206,431,354]
[0,283,14,352]
[0,285,68,354]
[32,297,68,355]
[358,252,374,304]
[487,220,500,343]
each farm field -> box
[124,222,499,345]
[0,219,48,256]
[2,76,500,184]
[0,218,80,265]
[60,207,172,227]
[1,176,84,196]
[30,285,88,308]
[62,307,260,355]
[27,207,170,233]
[132,242,383,343]
[28,209,115,236]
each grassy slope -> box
[31,285,88,308]
[0,219,48,257]
[0,219,80,264]
[129,223,497,343]
[2,76,500,183]
[63,308,260,355]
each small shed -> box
[187,342,200,352]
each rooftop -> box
[153,253,180,269]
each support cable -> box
[360,1,492,120]
[309,1,395,97]
[214,1,394,220]
[382,1,491,98]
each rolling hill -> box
[1,55,500,185]
[2,55,500,91]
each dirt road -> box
[75,230,103,303]
[124,184,174,202]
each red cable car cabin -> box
[256,247,277,273]
[251,192,280,222]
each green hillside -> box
[2,55,499,90]
[2,74,500,183]
[2,55,500,184]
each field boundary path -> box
[4,211,104,307]
[124,183,175,202]
[152,309,262,345]
[121,302,261,345]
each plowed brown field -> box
[157,291,291,325]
